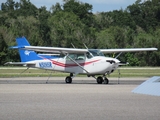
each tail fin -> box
[16,37,42,62]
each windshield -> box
[88,49,104,57]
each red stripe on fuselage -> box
[50,59,100,67]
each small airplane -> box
[5,37,158,84]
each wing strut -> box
[115,52,122,59]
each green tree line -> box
[0,0,160,66]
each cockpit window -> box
[88,49,104,57]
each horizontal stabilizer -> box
[4,62,35,65]
[9,46,25,49]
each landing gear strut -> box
[96,76,109,84]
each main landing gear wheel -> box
[97,76,103,84]
[65,76,72,83]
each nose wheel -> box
[96,76,109,84]
[104,77,109,84]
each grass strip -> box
[0,67,160,78]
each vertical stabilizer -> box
[16,37,42,62]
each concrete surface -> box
[0,77,160,120]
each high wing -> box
[17,46,158,54]
[10,37,157,54]
[100,48,157,53]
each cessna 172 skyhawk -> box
[5,37,157,84]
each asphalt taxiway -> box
[0,77,160,120]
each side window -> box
[76,54,85,60]
[66,53,85,60]
[66,54,76,60]
[70,54,76,60]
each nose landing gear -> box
[103,77,109,84]
[96,76,109,84]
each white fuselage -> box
[31,56,120,75]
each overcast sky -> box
[0,0,137,12]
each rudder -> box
[16,37,42,62]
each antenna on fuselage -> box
[71,43,76,48]
[83,43,88,49]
